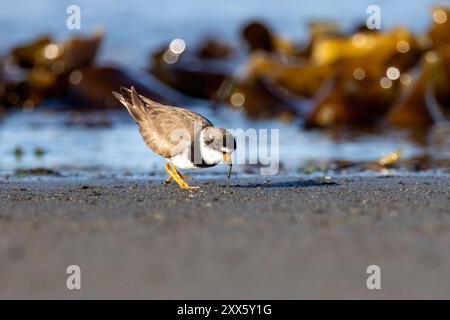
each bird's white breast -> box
[168,147,223,169]
[199,145,223,165]
[168,153,196,169]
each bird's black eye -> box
[204,135,214,145]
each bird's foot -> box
[164,162,198,189]
[180,184,200,189]
[173,176,199,189]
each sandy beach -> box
[0,174,449,299]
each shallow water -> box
[1,104,447,177]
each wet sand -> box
[0,175,449,299]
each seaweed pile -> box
[0,30,175,115]
[149,6,450,130]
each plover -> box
[113,87,236,189]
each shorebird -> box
[113,87,236,189]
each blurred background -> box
[1,0,450,177]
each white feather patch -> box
[168,153,197,169]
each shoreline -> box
[1,175,450,298]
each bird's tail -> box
[112,86,148,123]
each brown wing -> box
[113,87,213,158]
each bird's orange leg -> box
[165,167,173,183]
[164,162,179,184]
[170,163,198,189]
[170,164,192,180]
[164,162,198,189]
[164,164,191,183]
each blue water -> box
[0,107,436,175]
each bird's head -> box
[200,127,236,165]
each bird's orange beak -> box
[223,152,231,163]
